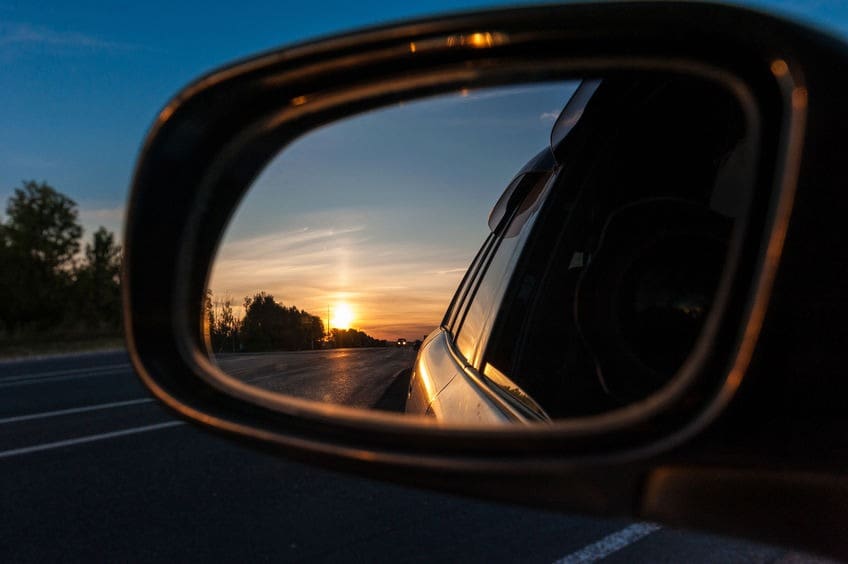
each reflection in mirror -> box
[207,74,753,425]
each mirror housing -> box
[124,2,848,557]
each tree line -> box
[0,180,385,351]
[0,181,122,340]
[206,291,387,353]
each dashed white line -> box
[0,398,155,425]
[0,421,186,460]
[553,523,662,563]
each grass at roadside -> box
[0,335,125,360]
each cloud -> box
[0,22,145,54]
[78,206,125,239]
[540,111,560,122]
[3,154,60,169]
[79,206,124,221]
[217,225,365,262]
[434,267,468,275]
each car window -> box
[444,232,495,334]
[453,171,552,365]
[444,168,537,336]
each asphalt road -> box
[0,350,830,562]
[214,347,416,410]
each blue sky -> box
[1,0,846,221]
[2,0,847,338]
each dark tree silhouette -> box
[206,292,240,353]
[0,182,123,343]
[205,290,389,353]
[75,227,122,330]
[0,181,82,331]
[239,292,324,352]
[331,328,385,348]
[4,181,82,268]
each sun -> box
[331,303,355,330]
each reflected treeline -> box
[205,291,387,353]
[330,327,385,348]
[0,181,122,347]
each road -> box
[213,347,415,410]
[0,350,828,562]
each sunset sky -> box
[208,84,577,339]
[1,0,845,340]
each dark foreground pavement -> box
[0,350,830,562]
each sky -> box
[2,0,847,339]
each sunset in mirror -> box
[206,82,578,413]
[208,82,578,346]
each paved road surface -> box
[0,350,830,562]
[214,347,415,409]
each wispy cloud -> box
[0,22,146,54]
[540,111,560,122]
[79,206,124,221]
[433,267,468,275]
[3,154,60,169]
[78,206,125,239]
[218,225,365,262]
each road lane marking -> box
[0,368,132,389]
[0,421,186,460]
[0,363,130,383]
[553,523,662,563]
[0,398,155,425]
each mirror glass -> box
[207,74,753,425]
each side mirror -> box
[124,3,848,558]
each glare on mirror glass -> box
[207,75,751,425]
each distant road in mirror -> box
[214,347,417,411]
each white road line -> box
[553,523,662,563]
[0,363,130,383]
[0,368,131,389]
[0,421,186,460]
[0,398,155,425]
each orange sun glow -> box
[330,303,355,330]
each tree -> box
[240,292,287,351]
[239,292,324,352]
[331,328,384,348]
[4,181,82,269]
[225,298,241,349]
[298,309,325,349]
[208,293,240,352]
[75,226,122,330]
[0,181,83,331]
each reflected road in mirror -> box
[215,347,417,411]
